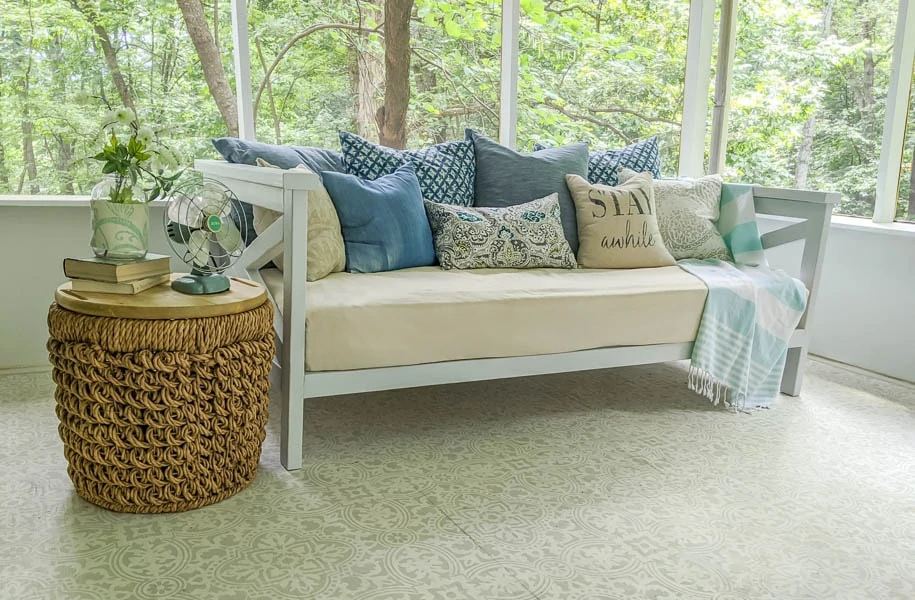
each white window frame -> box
[875,0,915,223]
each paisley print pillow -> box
[423,194,577,270]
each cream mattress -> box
[261,266,708,372]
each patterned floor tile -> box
[1,359,913,599]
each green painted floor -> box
[1,359,913,599]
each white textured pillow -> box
[619,168,730,261]
[253,159,345,281]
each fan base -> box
[171,274,231,295]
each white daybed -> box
[196,159,838,471]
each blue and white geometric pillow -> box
[534,135,661,186]
[340,131,475,206]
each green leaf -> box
[443,17,462,39]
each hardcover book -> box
[68,273,171,295]
[63,254,171,283]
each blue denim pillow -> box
[339,131,475,206]
[321,163,435,273]
[534,136,660,186]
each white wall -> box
[0,203,181,371]
[806,224,914,382]
[1,205,913,383]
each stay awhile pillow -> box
[252,158,345,281]
[467,129,588,253]
[423,193,577,270]
[535,136,661,186]
[618,167,730,262]
[340,131,475,206]
[565,172,675,269]
[322,163,435,273]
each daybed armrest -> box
[738,184,839,331]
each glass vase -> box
[89,174,150,260]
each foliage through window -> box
[515,0,688,175]
[898,72,915,222]
[726,0,898,219]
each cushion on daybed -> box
[566,172,676,269]
[423,193,577,270]
[467,129,588,253]
[252,159,346,281]
[535,136,662,186]
[617,167,730,262]
[322,163,436,273]
[262,266,709,372]
[340,131,476,206]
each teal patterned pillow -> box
[423,194,577,270]
[340,131,475,206]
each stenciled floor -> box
[1,359,913,600]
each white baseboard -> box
[809,354,914,387]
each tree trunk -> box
[177,0,239,137]
[907,151,915,221]
[351,1,384,141]
[794,0,834,189]
[376,0,414,149]
[70,0,135,110]
[0,141,9,187]
[20,119,39,194]
[56,136,75,195]
[255,37,282,143]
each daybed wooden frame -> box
[196,159,839,471]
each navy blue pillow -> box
[534,136,661,186]
[321,163,435,273]
[212,138,345,175]
[339,131,475,206]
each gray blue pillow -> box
[534,136,661,186]
[321,163,435,273]
[467,129,588,253]
[212,137,346,174]
[339,131,475,206]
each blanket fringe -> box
[688,365,745,410]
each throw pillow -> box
[212,138,346,173]
[467,129,588,253]
[618,168,731,262]
[565,172,676,269]
[423,193,577,270]
[534,136,661,186]
[252,159,346,281]
[339,131,475,206]
[322,163,435,273]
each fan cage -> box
[163,178,249,276]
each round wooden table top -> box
[55,274,267,320]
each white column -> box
[499,0,520,149]
[874,0,915,223]
[231,0,256,140]
[678,0,717,177]
[709,0,738,175]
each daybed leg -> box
[781,345,808,397]
[280,374,305,471]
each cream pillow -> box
[618,168,730,261]
[253,159,345,281]
[565,172,675,269]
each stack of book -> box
[63,254,171,294]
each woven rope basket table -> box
[47,275,274,513]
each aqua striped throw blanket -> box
[678,184,808,409]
